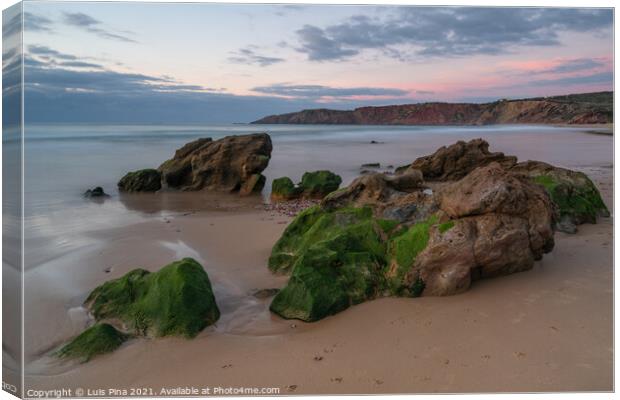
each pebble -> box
[263,199,320,217]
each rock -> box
[270,170,342,201]
[268,160,556,322]
[84,186,109,198]
[361,163,381,168]
[84,258,219,338]
[269,206,387,321]
[271,177,302,201]
[405,138,517,181]
[158,133,272,195]
[509,160,609,232]
[118,169,162,192]
[252,288,280,299]
[57,323,127,362]
[299,170,342,198]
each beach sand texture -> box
[15,125,612,394]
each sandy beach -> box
[22,154,612,395]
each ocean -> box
[19,123,612,263]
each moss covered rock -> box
[300,170,342,198]
[269,206,390,321]
[271,177,303,201]
[511,160,609,233]
[58,323,128,362]
[85,258,220,338]
[118,169,162,192]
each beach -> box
[14,124,613,394]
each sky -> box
[2,2,614,123]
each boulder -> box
[118,169,162,192]
[402,138,517,180]
[158,133,272,195]
[83,258,219,338]
[299,170,342,198]
[268,162,556,322]
[510,160,609,233]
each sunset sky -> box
[7,2,614,122]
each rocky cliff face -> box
[253,91,612,125]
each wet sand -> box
[23,165,613,394]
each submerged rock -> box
[58,323,127,362]
[82,258,219,341]
[83,186,109,198]
[158,133,272,195]
[270,170,342,201]
[268,158,557,322]
[118,169,162,192]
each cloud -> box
[540,58,606,74]
[296,25,358,61]
[24,12,54,32]
[28,45,78,60]
[528,71,613,86]
[62,12,137,43]
[228,47,285,67]
[251,83,409,99]
[294,7,612,61]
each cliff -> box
[252,91,612,125]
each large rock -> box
[402,138,517,181]
[84,258,219,339]
[510,160,610,233]
[118,169,162,192]
[268,161,557,322]
[158,133,272,195]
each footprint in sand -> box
[221,364,232,369]
[374,379,383,385]
[331,377,343,383]
[285,385,297,392]
[314,355,323,361]
[514,351,526,358]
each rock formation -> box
[117,133,272,196]
[253,91,612,125]
[83,186,109,198]
[268,137,609,322]
[159,133,272,195]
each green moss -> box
[269,206,387,321]
[300,170,342,198]
[58,323,128,362]
[271,177,302,199]
[377,219,399,234]
[86,258,220,338]
[118,168,161,192]
[438,221,455,233]
[386,215,438,294]
[534,173,608,224]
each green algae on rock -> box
[269,206,390,321]
[118,168,162,192]
[300,170,342,198]
[386,215,437,296]
[271,177,303,201]
[510,160,609,233]
[58,323,128,362]
[85,257,220,338]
